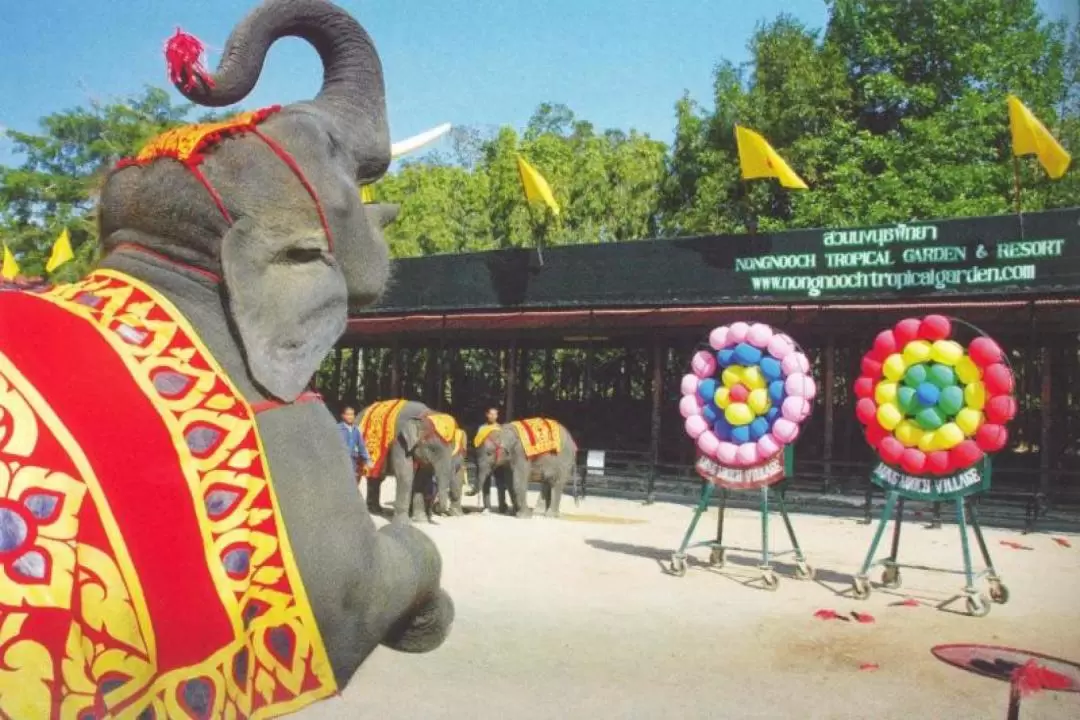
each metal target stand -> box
[669,446,814,589]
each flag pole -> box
[1012,155,1026,239]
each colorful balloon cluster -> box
[855,315,1016,476]
[681,322,815,468]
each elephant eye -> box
[282,247,324,264]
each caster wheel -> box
[880,565,902,590]
[966,593,992,617]
[795,563,815,581]
[761,571,779,591]
[708,547,726,568]
[989,581,1010,605]
[851,576,872,600]
[670,555,688,577]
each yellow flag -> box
[516,155,560,215]
[45,228,74,273]
[734,125,808,190]
[1,244,19,281]
[359,185,374,203]
[1008,95,1071,179]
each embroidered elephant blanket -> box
[452,429,467,458]
[511,419,563,459]
[424,413,458,445]
[359,400,406,478]
[0,271,335,719]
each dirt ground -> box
[297,491,1080,720]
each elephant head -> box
[401,414,457,514]
[475,425,515,489]
[98,0,397,402]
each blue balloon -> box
[916,382,940,407]
[749,417,770,441]
[702,404,719,424]
[760,356,783,381]
[765,407,781,423]
[698,378,719,402]
[768,380,786,405]
[733,342,763,365]
[731,425,751,444]
[716,348,736,368]
[713,417,733,441]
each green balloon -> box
[928,363,956,389]
[897,386,918,414]
[903,364,928,389]
[937,385,964,416]
[916,406,945,431]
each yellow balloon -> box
[956,356,982,385]
[714,387,731,409]
[902,340,932,366]
[955,407,984,437]
[741,366,766,390]
[725,402,754,426]
[876,402,903,431]
[895,420,924,448]
[747,388,771,415]
[937,422,965,450]
[721,367,744,389]
[930,340,964,366]
[874,381,898,406]
[883,353,908,382]
[917,430,939,453]
[964,381,986,411]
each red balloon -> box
[893,318,922,347]
[856,397,878,425]
[976,424,1009,453]
[729,383,750,403]
[861,355,883,379]
[983,363,1014,396]
[871,329,898,360]
[900,448,927,475]
[985,395,1017,424]
[854,376,875,399]
[919,315,952,341]
[926,450,952,476]
[968,336,1004,368]
[865,421,889,447]
[950,440,984,470]
[879,437,905,466]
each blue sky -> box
[0,0,1075,167]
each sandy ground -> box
[297,491,1080,720]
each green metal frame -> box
[670,446,812,588]
[851,457,1009,616]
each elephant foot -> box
[464,484,478,496]
[498,505,511,515]
[391,512,412,525]
[516,508,534,519]
[449,505,464,517]
[383,589,455,654]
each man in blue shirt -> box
[338,406,371,481]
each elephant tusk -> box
[390,123,452,158]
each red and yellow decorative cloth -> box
[359,400,406,479]
[473,424,501,449]
[510,419,563,459]
[0,270,335,719]
[424,414,458,445]
[126,109,281,169]
[452,429,467,458]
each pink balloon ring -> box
[757,433,781,459]
[784,373,815,398]
[767,335,794,360]
[680,373,700,396]
[781,352,810,376]
[772,418,800,444]
[747,323,774,348]
[781,396,810,422]
[715,441,739,465]
[736,442,760,467]
[685,415,708,439]
[680,394,703,418]
[728,321,750,344]
[697,429,721,457]
[708,325,730,350]
[691,350,717,378]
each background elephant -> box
[362,401,461,521]
[475,419,578,518]
[69,0,451,702]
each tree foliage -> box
[3,0,1079,271]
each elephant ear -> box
[221,217,347,402]
[399,416,425,454]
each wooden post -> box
[1039,344,1053,496]
[389,341,401,398]
[822,335,836,493]
[435,320,446,410]
[543,348,555,413]
[516,345,529,416]
[505,340,518,421]
[647,337,664,504]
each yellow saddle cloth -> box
[360,400,407,477]
[425,413,458,444]
[511,419,562,459]
[453,429,467,457]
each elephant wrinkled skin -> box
[475,421,579,518]
[83,0,451,692]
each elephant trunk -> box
[167,0,389,181]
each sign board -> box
[585,450,605,476]
[696,453,785,490]
[870,459,991,501]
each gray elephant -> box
[0,2,452,717]
[475,419,579,518]
[360,400,462,521]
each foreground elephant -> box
[0,2,452,718]
[361,400,460,521]
[475,419,578,518]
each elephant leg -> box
[392,462,415,524]
[513,464,533,518]
[495,469,511,514]
[366,477,383,515]
[549,474,568,518]
[412,468,432,523]
[449,467,464,516]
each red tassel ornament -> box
[165,28,214,92]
